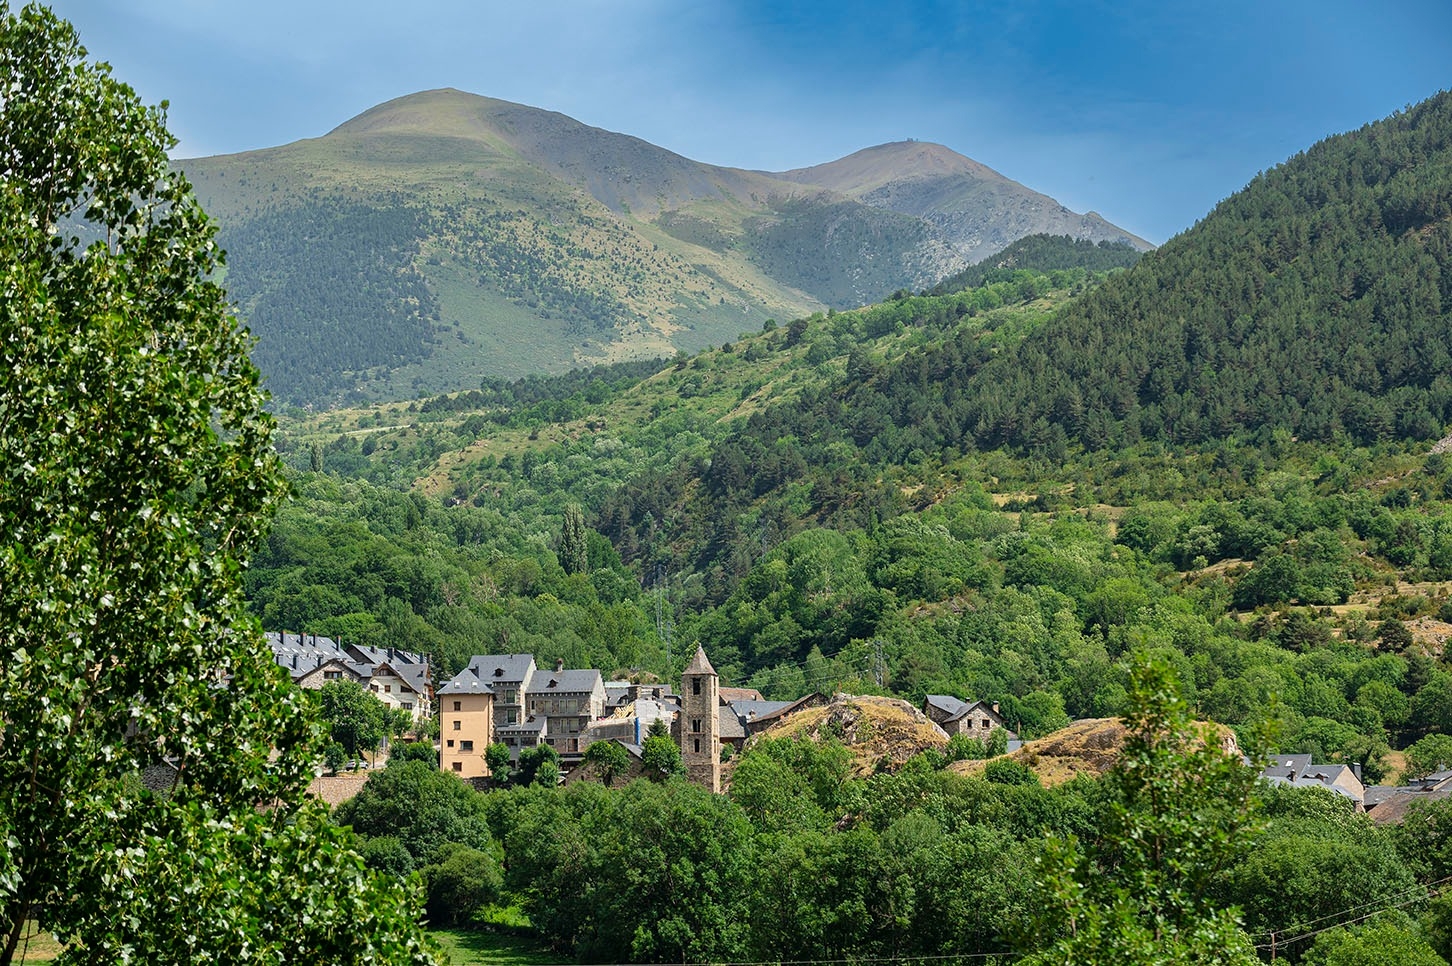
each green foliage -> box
[514,745,561,788]
[1019,658,1262,964]
[1302,918,1447,966]
[1406,733,1452,780]
[486,742,512,779]
[581,740,630,786]
[641,733,684,781]
[334,760,493,865]
[965,91,1452,452]
[984,758,1040,786]
[0,5,434,962]
[390,742,438,767]
[318,680,388,762]
[424,843,503,929]
[930,234,1142,294]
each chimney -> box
[991,702,1000,715]
[1353,762,1363,782]
[555,658,565,672]
[290,655,297,670]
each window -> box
[384,684,391,693]
[447,739,454,748]
[692,677,701,696]
[452,720,461,731]
[981,719,991,729]
[460,741,473,752]
[453,701,461,712]
[693,738,701,753]
[370,684,379,692]
[401,702,412,711]
[452,762,462,772]
[691,718,701,733]
[324,671,340,679]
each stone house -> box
[923,694,1018,743]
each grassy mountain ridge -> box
[181,89,1145,408]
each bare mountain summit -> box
[773,140,1152,263]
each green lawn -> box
[431,929,557,966]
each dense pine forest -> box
[247,91,1452,962]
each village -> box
[264,631,1452,823]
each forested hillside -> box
[252,91,1452,962]
[963,90,1452,450]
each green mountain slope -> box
[962,90,1452,451]
[181,89,1143,409]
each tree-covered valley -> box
[6,0,1450,960]
[239,89,1452,962]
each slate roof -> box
[267,632,352,680]
[925,694,1004,724]
[1259,754,1363,805]
[497,716,547,736]
[528,668,603,695]
[719,706,747,741]
[730,699,798,722]
[719,686,764,703]
[1366,785,1452,825]
[439,664,496,696]
[925,694,969,718]
[345,643,427,668]
[371,660,431,696]
[464,654,536,686]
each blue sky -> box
[44,0,1451,243]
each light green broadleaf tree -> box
[1017,657,1264,966]
[0,4,437,962]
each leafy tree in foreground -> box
[0,5,435,962]
[1019,658,1262,965]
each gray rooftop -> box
[464,654,537,687]
[730,699,798,722]
[439,664,497,696]
[266,632,350,680]
[528,668,603,694]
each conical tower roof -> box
[683,644,716,677]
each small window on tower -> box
[693,738,701,753]
[692,677,701,696]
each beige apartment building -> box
[438,664,497,778]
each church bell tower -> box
[680,644,720,792]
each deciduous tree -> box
[0,5,435,961]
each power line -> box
[1251,875,1452,957]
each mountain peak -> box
[771,140,1009,196]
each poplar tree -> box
[0,4,436,961]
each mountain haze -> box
[182,89,1147,408]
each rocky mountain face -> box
[772,140,1151,263]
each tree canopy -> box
[0,5,435,961]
